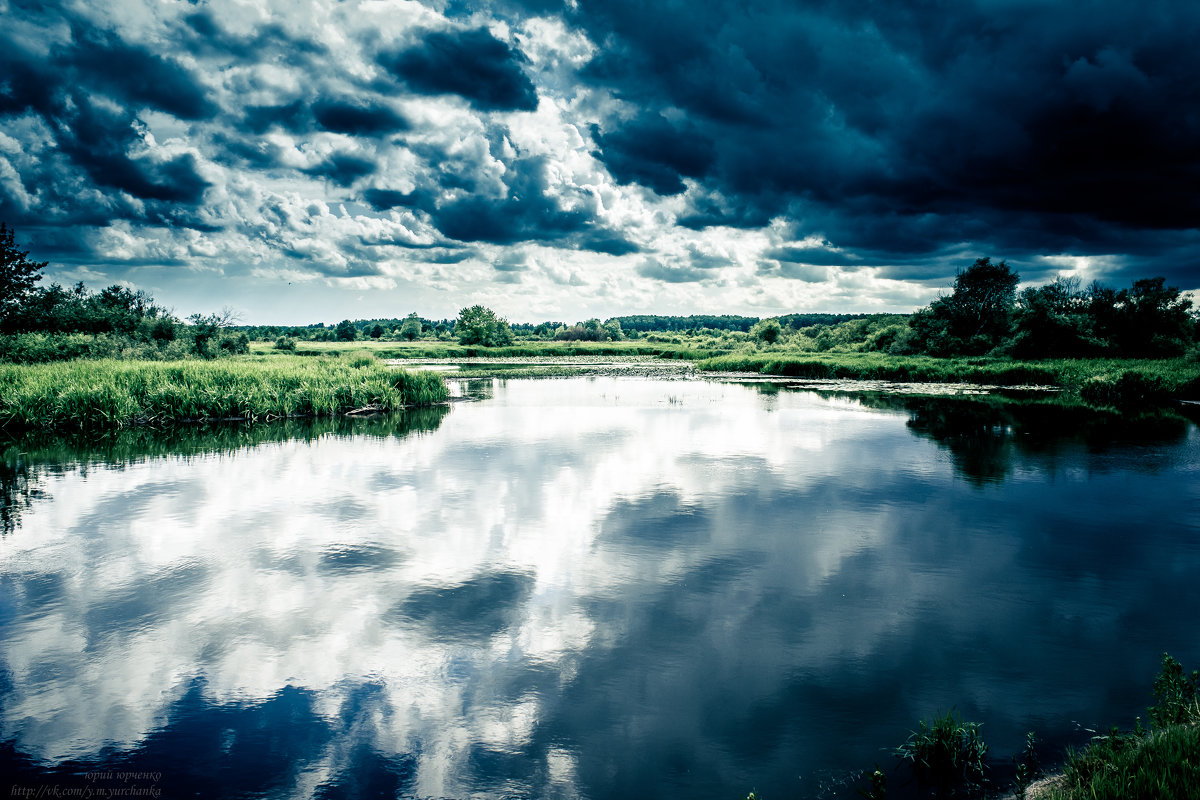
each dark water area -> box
[1,378,1198,799]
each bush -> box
[1148,653,1200,729]
[274,336,297,351]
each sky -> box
[1,0,1198,325]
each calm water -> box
[2,377,1199,799]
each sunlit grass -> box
[0,356,449,431]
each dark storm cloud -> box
[764,246,861,269]
[53,98,210,206]
[362,188,433,212]
[591,114,715,196]
[569,0,1200,284]
[312,100,408,136]
[302,153,378,187]
[578,233,641,256]
[381,28,539,112]
[0,6,213,232]
[243,102,310,135]
[425,155,593,244]
[68,26,217,121]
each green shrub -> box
[1148,653,1200,729]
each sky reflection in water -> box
[1,378,1198,799]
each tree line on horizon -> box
[1,222,1196,361]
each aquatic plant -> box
[894,709,987,798]
[1012,731,1041,798]
[857,764,888,799]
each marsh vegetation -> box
[0,355,447,431]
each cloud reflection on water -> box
[0,379,1198,799]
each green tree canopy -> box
[0,223,47,324]
[751,317,782,344]
[400,313,423,341]
[455,305,514,347]
[911,257,1020,354]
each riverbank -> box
[0,356,448,431]
[695,352,1200,403]
[252,338,718,360]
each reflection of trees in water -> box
[853,393,1193,485]
[0,406,450,534]
[0,456,35,535]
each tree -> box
[1011,276,1099,358]
[334,319,357,341]
[400,313,422,341]
[751,317,782,344]
[910,257,1019,355]
[1114,276,1194,357]
[949,257,1019,343]
[455,305,514,347]
[0,223,47,324]
[369,323,385,339]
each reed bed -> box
[0,357,449,431]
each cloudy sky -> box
[1,0,1198,324]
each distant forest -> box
[232,312,885,341]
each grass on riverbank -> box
[850,654,1200,800]
[695,352,1200,401]
[0,356,448,431]
[1034,654,1200,800]
[1035,724,1200,800]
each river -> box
[1,376,1198,799]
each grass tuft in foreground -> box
[894,708,988,798]
[0,356,448,431]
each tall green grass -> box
[0,357,448,431]
[1042,724,1200,800]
